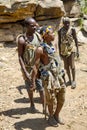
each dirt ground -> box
[0,40,87,130]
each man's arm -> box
[58,30,62,56]
[31,47,43,90]
[18,37,30,81]
[72,28,79,57]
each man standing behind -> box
[58,17,79,89]
[17,17,45,113]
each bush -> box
[77,0,87,14]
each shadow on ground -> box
[16,85,26,95]
[0,107,42,118]
[14,118,49,130]
[14,96,41,104]
[16,85,42,104]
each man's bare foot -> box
[66,80,72,87]
[71,81,76,89]
[48,116,58,127]
[29,106,39,113]
[54,115,65,125]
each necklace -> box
[26,33,34,42]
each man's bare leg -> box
[28,91,34,107]
[28,91,39,113]
[39,90,45,113]
[66,67,72,86]
[63,58,71,85]
[54,90,65,125]
[71,68,76,89]
[48,104,58,127]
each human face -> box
[64,21,70,29]
[45,30,55,43]
[47,30,55,41]
[27,19,37,34]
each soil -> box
[0,41,87,130]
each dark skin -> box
[31,30,64,121]
[58,21,79,57]
[18,18,37,81]
[58,20,79,86]
[18,18,44,109]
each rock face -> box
[35,0,65,20]
[0,0,65,23]
[0,0,83,43]
[0,0,65,43]
[63,0,81,17]
[0,0,37,23]
[83,20,87,33]
[0,23,23,42]
[77,30,87,44]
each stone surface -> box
[35,0,65,20]
[77,30,87,44]
[83,20,87,33]
[63,1,81,17]
[0,0,82,43]
[0,0,65,23]
[0,0,37,23]
[0,23,23,42]
[70,2,81,17]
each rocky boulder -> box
[83,20,87,33]
[0,0,65,23]
[63,0,81,17]
[0,0,37,23]
[35,0,65,20]
[77,30,87,44]
[0,23,23,42]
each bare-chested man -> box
[17,17,45,113]
[58,17,79,89]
